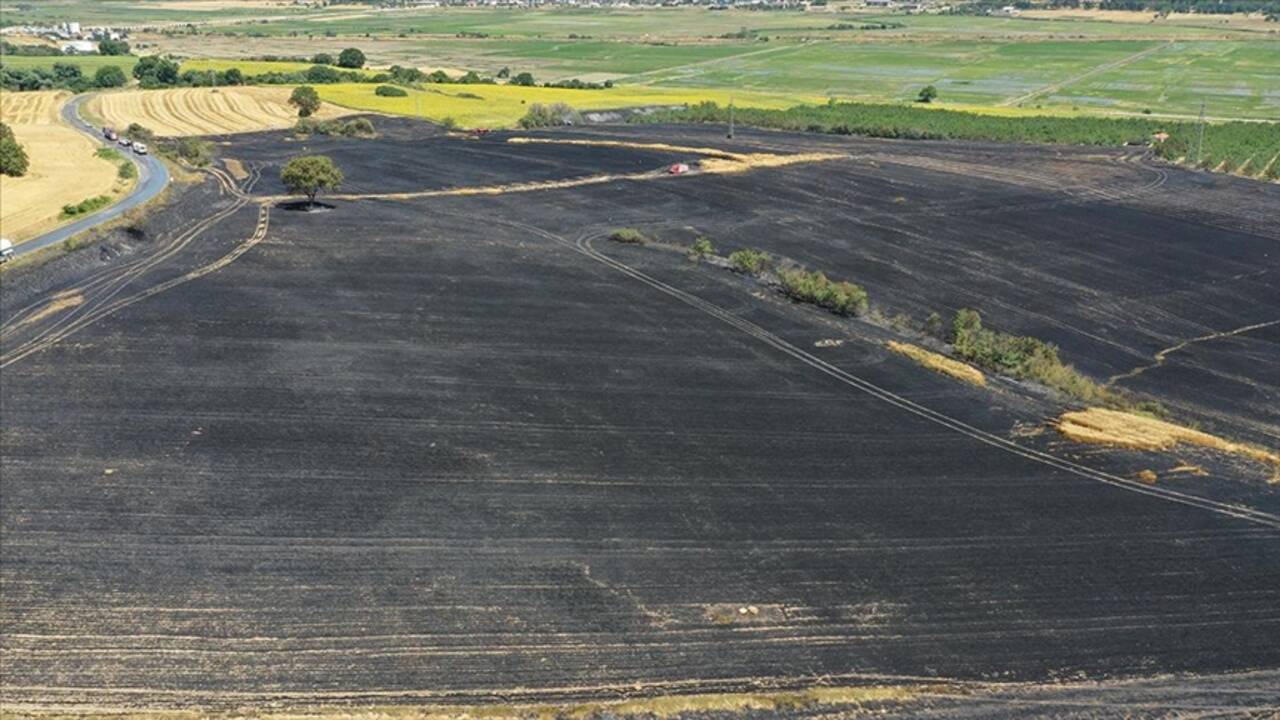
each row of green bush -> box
[61,195,113,219]
[95,146,138,179]
[518,103,582,129]
[160,137,215,167]
[613,230,1164,410]
[293,117,376,138]
[633,101,1280,179]
[949,308,1161,412]
[0,62,128,92]
[778,268,869,317]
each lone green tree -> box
[132,55,179,87]
[98,38,131,55]
[917,85,938,103]
[0,123,30,177]
[289,85,321,117]
[281,155,343,208]
[336,47,366,69]
[95,65,127,88]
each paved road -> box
[11,95,171,258]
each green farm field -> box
[121,6,1279,120]
[5,5,1278,122]
[0,54,140,74]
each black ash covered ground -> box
[1,118,1278,710]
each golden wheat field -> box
[1,91,120,243]
[85,86,352,137]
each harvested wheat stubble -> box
[85,86,353,137]
[0,91,120,243]
[1057,408,1280,476]
[887,341,986,386]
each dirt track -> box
[1,119,1277,714]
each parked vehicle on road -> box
[103,126,118,141]
[133,142,148,155]
[118,137,131,147]
[0,238,14,263]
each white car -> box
[118,137,132,147]
[133,142,148,155]
[0,237,14,263]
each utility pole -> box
[1194,99,1206,168]
[727,95,735,140]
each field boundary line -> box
[999,40,1173,107]
[560,229,1278,529]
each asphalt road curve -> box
[11,95,170,258]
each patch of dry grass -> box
[16,292,85,329]
[2,685,925,720]
[506,137,845,173]
[700,151,845,174]
[887,341,986,386]
[223,158,249,180]
[1057,408,1280,477]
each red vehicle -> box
[668,162,690,175]
[103,126,118,141]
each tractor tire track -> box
[485,222,1279,529]
[1,166,265,368]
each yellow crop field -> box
[85,86,353,137]
[1,91,121,244]
[316,83,818,128]
[181,58,376,77]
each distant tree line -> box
[1049,0,1279,14]
[1,43,614,95]
[0,38,130,57]
[0,62,128,92]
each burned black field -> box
[1,119,1279,712]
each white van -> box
[0,237,15,263]
[133,142,148,155]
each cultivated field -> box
[122,6,1280,117]
[2,119,1278,713]
[317,82,816,128]
[84,85,352,136]
[0,91,122,243]
[9,5,1275,121]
